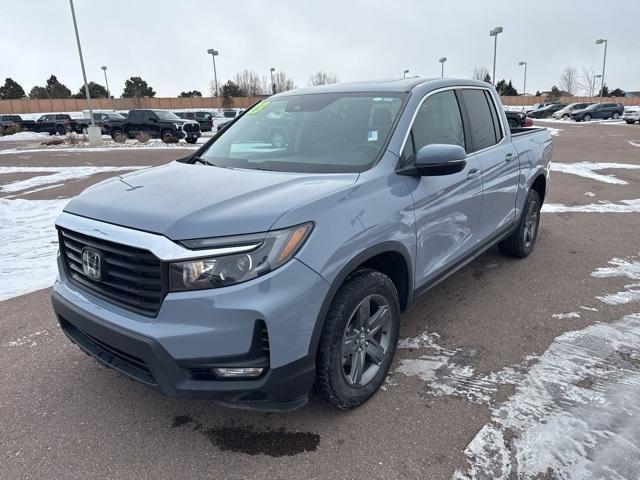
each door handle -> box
[505,152,516,162]
[467,168,481,180]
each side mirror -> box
[398,144,467,176]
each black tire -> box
[626,120,635,125]
[562,114,570,120]
[499,189,541,258]
[56,125,65,136]
[185,137,198,144]
[583,114,592,122]
[315,269,400,409]
[161,129,176,143]
[612,112,620,120]
[111,129,125,143]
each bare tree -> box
[559,67,579,95]
[472,66,491,82]
[273,71,296,94]
[578,66,598,97]
[233,69,269,96]
[308,71,339,86]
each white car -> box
[622,106,640,124]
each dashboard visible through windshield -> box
[199,92,406,173]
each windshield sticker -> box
[367,130,378,142]
[247,101,270,115]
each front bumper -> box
[622,114,640,122]
[52,247,329,410]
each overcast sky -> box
[2,0,639,97]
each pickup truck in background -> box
[52,78,552,411]
[505,110,532,128]
[105,109,201,143]
[35,113,88,135]
[0,114,38,132]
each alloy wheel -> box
[340,294,393,387]
[523,200,539,249]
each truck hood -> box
[63,161,358,240]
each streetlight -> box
[489,26,503,86]
[207,48,219,111]
[68,0,100,145]
[595,38,608,98]
[270,67,276,95]
[403,69,409,78]
[438,57,447,78]
[518,61,527,96]
[101,66,113,110]
[592,74,602,97]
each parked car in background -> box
[622,106,640,124]
[52,78,552,411]
[551,102,594,120]
[109,109,201,143]
[570,103,624,122]
[90,112,128,135]
[35,113,86,135]
[222,109,245,119]
[505,110,528,128]
[0,114,37,132]
[525,102,553,114]
[528,103,568,119]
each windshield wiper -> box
[192,156,216,166]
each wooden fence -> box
[1,94,637,114]
[0,96,266,114]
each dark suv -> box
[109,109,201,143]
[570,103,624,122]
[176,111,216,132]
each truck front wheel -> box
[162,130,177,143]
[315,269,400,409]
[111,129,125,143]
[499,189,541,258]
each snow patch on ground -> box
[3,330,49,348]
[628,140,640,148]
[592,255,640,306]
[0,165,146,194]
[0,198,68,301]
[552,311,581,319]
[550,162,640,185]
[0,140,199,155]
[0,131,52,142]
[584,191,597,197]
[542,199,640,213]
[547,127,561,136]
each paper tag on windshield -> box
[367,130,378,142]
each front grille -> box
[58,227,165,317]
[183,122,200,133]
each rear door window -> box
[459,89,500,152]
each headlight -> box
[174,123,183,129]
[168,223,313,291]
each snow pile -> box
[0,198,68,301]
[0,131,52,142]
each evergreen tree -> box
[0,78,26,99]
[121,76,156,98]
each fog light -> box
[214,367,264,378]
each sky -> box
[1,0,639,98]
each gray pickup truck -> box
[51,78,552,411]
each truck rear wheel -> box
[162,130,177,143]
[56,125,65,136]
[111,129,125,143]
[499,189,541,258]
[315,269,400,409]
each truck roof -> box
[274,78,493,96]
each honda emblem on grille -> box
[82,248,102,281]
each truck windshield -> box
[199,92,406,173]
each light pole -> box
[68,0,101,145]
[101,66,113,110]
[518,61,527,96]
[207,48,219,111]
[270,67,276,94]
[403,69,409,78]
[489,26,503,86]
[438,57,447,78]
[592,74,602,98]
[595,38,608,98]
